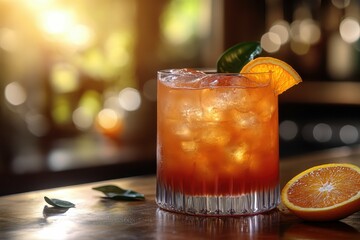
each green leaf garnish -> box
[44,196,75,208]
[216,41,262,73]
[92,185,145,201]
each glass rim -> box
[157,68,272,89]
[158,68,272,75]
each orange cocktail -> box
[156,69,279,216]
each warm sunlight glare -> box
[40,10,74,35]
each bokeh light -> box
[39,10,74,35]
[327,33,354,79]
[96,108,124,137]
[50,63,79,93]
[78,91,102,116]
[104,95,125,113]
[261,32,281,53]
[339,17,360,43]
[299,19,321,45]
[72,107,94,130]
[313,123,332,143]
[5,82,27,106]
[25,112,50,137]
[97,109,119,129]
[12,153,43,174]
[339,125,359,144]
[290,19,321,45]
[280,120,298,141]
[105,32,132,69]
[118,88,141,111]
[269,20,290,45]
[331,0,351,9]
[52,97,71,124]
[161,0,200,45]
[48,149,73,171]
[65,24,94,49]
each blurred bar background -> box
[0,0,359,195]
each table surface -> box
[1,146,360,240]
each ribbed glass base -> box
[156,182,280,216]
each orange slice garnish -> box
[240,57,302,95]
[281,163,360,221]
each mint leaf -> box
[44,196,75,208]
[92,185,145,201]
[217,42,262,73]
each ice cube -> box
[231,110,258,128]
[255,99,276,122]
[172,123,192,138]
[203,106,224,122]
[162,89,203,121]
[163,68,206,88]
[200,88,233,117]
[198,75,259,88]
[171,68,205,76]
[200,125,230,146]
[182,106,203,122]
[181,141,198,152]
[227,144,250,164]
[199,75,222,88]
[222,144,251,174]
[201,87,261,117]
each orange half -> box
[240,57,302,95]
[281,163,360,221]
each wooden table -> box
[1,146,360,239]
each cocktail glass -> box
[156,69,279,216]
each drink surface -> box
[157,69,279,196]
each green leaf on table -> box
[216,41,262,73]
[44,196,75,208]
[92,185,145,201]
